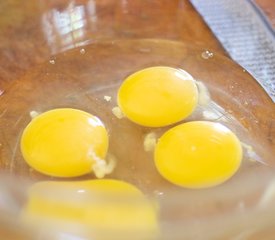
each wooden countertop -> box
[0,0,225,90]
[0,0,274,89]
[255,0,275,28]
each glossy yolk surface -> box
[20,108,108,177]
[154,121,242,188]
[117,66,198,127]
[21,179,158,239]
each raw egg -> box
[21,179,158,239]
[117,66,198,127]
[154,121,242,188]
[20,108,109,177]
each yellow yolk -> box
[154,121,242,188]
[21,179,158,239]
[20,108,109,177]
[117,66,198,127]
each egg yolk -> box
[21,179,158,239]
[154,121,242,188]
[117,66,198,127]
[20,108,109,177]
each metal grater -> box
[191,0,275,102]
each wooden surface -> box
[255,0,275,28]
[0,0,275,239]
[0,0,225,90]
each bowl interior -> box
[0,39,274,239]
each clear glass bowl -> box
[0,39,274,239]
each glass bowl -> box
[0,39,274,239]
